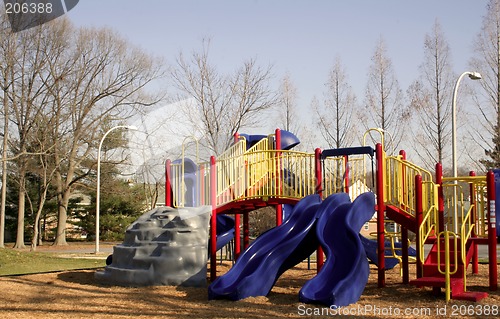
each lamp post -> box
[95,125,137,253]
[451,71,481,234]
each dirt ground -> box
[0,244,498,319]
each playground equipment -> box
[209,192,376,307]
[95,205,211,287]
[359,235,417,271]
[164,128,497,303]
[299,192,375,307]
[381,150,497,301]
[96,127,497,304]
[209,194,324,301]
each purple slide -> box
[299,192,375,307]
[208,193,350,300]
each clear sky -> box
[66,0,487,109]
[65,0,489,165]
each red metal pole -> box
[234,214,241,260]
[375,143,385,287]
[402,226,409,284]
[314,148,324,271]
[210,156,217,281]
[415,174,423,279]
[486,170,498,291]
[470,170,478,274]
[275,128,283,226]
[165,159,172,207]
[436,163,444,233]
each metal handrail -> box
[385,155,433,218]
[460,204,475,292]
[418,203,438,263]
[436,230,458,302]
[442,176,488,238]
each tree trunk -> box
[31,205,44,251]
[53,171,68,245]
[31,183,48,251]
[0,94,8,248]
[13,172,26,248]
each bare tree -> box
[48,25,165,245]
[6,19,61,248]
[314,56,357,148]
[0,14,165,246]
[0,16,14,248]
[276,73,301,135]
[29,123,58,250]
[170,40,277,155]
[469,0,500,169]
[363,37,408,152]
[408,20,455,170]
[0,13,55,248]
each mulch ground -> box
[0,244,498,319]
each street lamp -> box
[451,71,481,233]
[95,125,137,253]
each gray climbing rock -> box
[95,205,211,287]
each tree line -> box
[0,13,164,248]
[312,0,500,172]
[2,0,500,247]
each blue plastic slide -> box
[208,194,324,300]
[240,130,300,150]
[209,215,235,252]
[208,193,351,300]
[299,192,375,307]
[215,215,235,251]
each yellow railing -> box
[442,176,488,238]
[170,136,318,208]
[435,206,475,302]
[322,157,345,197]
[371,227,418,276]
[437,230,459,302]
[432,177,477,302]
[349,156,372,199]
[238,138,272,203]
[322,156,371,200]
[170,161,184,207]
[246,136,270,153]
[418,182,439,264]
[384,156,440,279]
[459,204,475,294]
[385,155,434,218]
[239,150,315,202]
[279,151,316,198]
[215,139,250,206]
[198,161,210,206]
[470,180,488,238]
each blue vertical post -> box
[493,169,500,237]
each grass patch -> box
[0,248,105,276]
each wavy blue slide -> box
[299,192,375,307]
[210,194,324,300]
[208,193,351,300]
[214,215,235,251]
